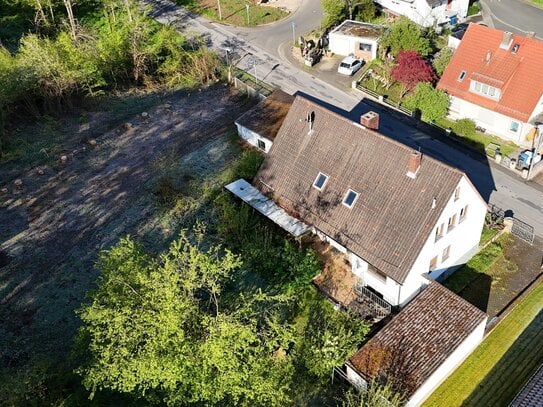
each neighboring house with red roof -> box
[228,95,488,309]
[376,0,468,27]
[437,24,543,145]
[346,282,487,406]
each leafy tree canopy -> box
[391,50,436,92]
[433,46,454,77]
[403,82,449,122]
[380,17,431,57]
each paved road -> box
[481,0,543,39]
[142,0,543,237]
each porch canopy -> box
[225,179,311,238]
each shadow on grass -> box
[461,309,543,407]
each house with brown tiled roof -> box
[345,282,487,406]
[229,95,487,310]
[437,24,543,145]
[509,363,543,407]
[234,89,294,153]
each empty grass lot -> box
[423,280,543,406]
[176,0,288,26]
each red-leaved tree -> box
[391,50,436,98]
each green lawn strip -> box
[176,0,287,26]
[443,237,505,294]
[480,225,500,246]
[435,117,518,157]
[526,0,543,7]
[423,281,543,407]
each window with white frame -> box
[257,139,266,150]
[470,80,501,100]
[447,214,457,232]
[313,172,329,190]
[429,256,438,272]
[457,70,466,81]
[442,245,451,261]
[435,223,445,242]
[359,43,372,52]
[459,205,468,222]
[454,186,460,201]
[342,189,359,208]
[510,121,520,133]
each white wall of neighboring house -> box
[407,318,487,406]
[448,96,533,145]
[235,122,272,153]
[328,33,379,60]
[375,0,468,27]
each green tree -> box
[380,17,431,57]
[433,46,454,77]
[76,233,296,406]
[321,0,347,28]
[300,292,369,380]
[403,82,449,122]
[354,0,375,22]
[342,381,405,407]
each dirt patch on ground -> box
[0,85,255,394]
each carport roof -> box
[329,20,384,39]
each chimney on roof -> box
[485,50,492,63]
[499,31,513,50]
[306,111,315,133]
[406,151,422,179]
[360,111,379,130]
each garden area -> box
[353,17,519,159]
[442,221,543,317]
[176,0,288,26]
[423,279,543,407]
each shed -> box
[346,282,487,406]
[328,20,384,61]
[234,89,294,153]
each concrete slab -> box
[225,179,311,237]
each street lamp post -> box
[217,0,222,20]
[252,58,258,84]
[245,4,250,26]
[291,21,296,45]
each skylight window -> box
[457,70,466,81]
[313,172,329,190]
[342,189,359,208]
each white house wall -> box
[407,318,487,406]
[235,123,272,153]
[399,176,486,306]
[448,96,532,145]
[328,34,379,60]
[375,0,468,27]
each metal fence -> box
[354,283,392,319]
[511,218,535,245]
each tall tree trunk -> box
[123,0,133,22]
[63,0,77,41]
[33,0,48,27]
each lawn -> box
[436,117,518,157]
[526,0,543,7]
[423,280,543,407]
[480,223,500,246]
[176,0,288,26]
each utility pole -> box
[217,0,222,20]
[246,3,250,26]
[253,58,258,84]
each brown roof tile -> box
[348,282,487,397]
[437,24,543,122]
[235,89,294,141]
[510,363,543,407]
[256,96,464,283]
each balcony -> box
[354,282,392,320]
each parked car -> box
[338,56,363,76]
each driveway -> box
[481,0,543,39]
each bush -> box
[402,82,449,121]
[433,47,454,77]
[468,3,480,15]
[452,118,477,138]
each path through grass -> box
[423,280,543,406]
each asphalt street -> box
[482,0,543,39]
[142,0,543,237]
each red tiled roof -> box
[348,282,487,398]
[437,24,543,122]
